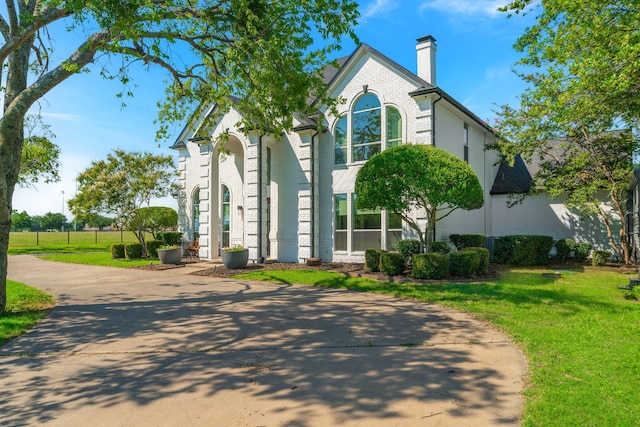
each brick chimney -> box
[416,35,437,86]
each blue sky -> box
[12,0,535,218]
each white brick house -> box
[171,36,618,262]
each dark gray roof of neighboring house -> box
[490,154,533,195]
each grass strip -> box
[1,280,55,346]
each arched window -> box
[221,185,230,248]
[352,94,381,162]
[386,106,402,148]
[335,115,347,165]
[193,187,200,238]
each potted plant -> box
[221,245,249,269]
[157,244,183,265]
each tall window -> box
[335,115,347,165]
[352,94,381,162]
[193,187,200,238]
[386,106,402,148]
[222,185,230,248]
[352,194,381,251]
[388,212,403,250]
[463,123,469,163]
[334,194,348,251]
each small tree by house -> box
[355,144,484,252]
[127,207,178,251]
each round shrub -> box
[430,241,451,254]
[592,250,612,266]
[156,231,183,246]
[464,247,490,273]
[575,242,593,262]
[379,252,405,276]
[494,235,554,266]
[146,240,165,258]
[449,250,481,277]
[110,243,125,259]
[449,234,485,250]
[554,238,576,262]
[124,243,143,259]
[412,253,449,280]
[365,248,385,272]
[398,239,421,266]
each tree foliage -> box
[68,150,177,254]
[19,115,61,188]
[496,0,640,264]
[0,0,358,313]
[128,206,178,246]
[354,144,483,252]
[10,210,32,231]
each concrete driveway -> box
[1,255,526,426]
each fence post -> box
[95,231,98,244]
[67,230,70,244]
[36,231,39,246]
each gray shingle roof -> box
[490,154,533,195]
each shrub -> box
[463,247,490,273]
[365,249,385,272]
[430,241,451,254]
[110,243,125,259]
[449,250,481,277]
[554,238,577,262]
[449,234,485,250]
[397,239,421,266]
[146,240,165,258]
[124,243,143,259]
[575,242,593,262]
[592,250,612,266]
[412,253,449,279]
[379,252,405,276]
[494,235,554,266]
[156,231,183,246]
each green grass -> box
[1,280,55,346]
[8,243,113,255]
[235,267,640,427]
[40,251,161,268]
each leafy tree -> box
[85,215,114,231]
[19,115,61,188]
[68,150,177,254]
[0,0,358,312]
[34,212,68,231]
[355,144,483,252]
[128,206,178,247]
[496,1,640,264]
[10,210,32,231]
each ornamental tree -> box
[355,144,483,252]
[128,206,178,251]
[0,0,359,312]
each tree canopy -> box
[354,144,483,252]
[19,115,61,188]
[495,0,640,264]
[128,206,178,250]
[0,0,359,312]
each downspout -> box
[310,129,319,259]
[258,134,264,263]
[431,93,442,245]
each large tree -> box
[68,150,177,255]
[19,115,61,188]
[496,1,640,264]
[355,144,484,252]
[0,1,359,312]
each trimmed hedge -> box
[463,247,490,273]
[146,240,165,258]
[412,253,449,279]
[365,248,385,272]
[575,242,593,262]
[449,234,485,250]
[110,243,125,259]
[430,241,451,254]
[494,235,554,266]
[124,243,143,259]
[592,250,612,266]
[156,231,183,246]
[398,239,421,266]
[554,238,576,262]
[379,252,406,276]
[449,250,480,277]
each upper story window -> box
[463,123,469,163]
[335,115,347,165]
[352,94,382,162]
[387,106,402,148]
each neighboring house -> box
[171,35,617,263]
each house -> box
[171,35,618,263]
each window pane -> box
[353,230,381,251]
[353,95,381,162]
[222,204,230,232]
[387,230,403,251]
[334,194,348,230]
[335,147,347,165]
[222,185,230,203]
[389,212,403,229]
[354,94,381,112]
[335,116,347,165]
[386,107,402,147]
[335,231,347,251]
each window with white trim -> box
[221,185,230,248]
[352,94,382,162]
[463,123,469,163]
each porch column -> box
[245,134,268,261]
[196,145,219,259]
[297,131,320,261]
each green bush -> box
[494,235,554,266]
[397,239,421,266]
[110,243,125,259]
[449,234,485,250]
[156,231,183,246]
[449,250,481,277]
[365,248,385,272]
[592,250,612,266]
[575,242,593,262]
[554,238,576,262]
[430,241,451,254]
[146,240,165,258]
[463,247,490,273]
[124,243,143,259]
[379,252,405,276]
[412,253,449,279]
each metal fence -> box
[9,230,144,247]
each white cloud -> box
[419,0,506,17]
[361,0,401,20]
[41,112,82,122]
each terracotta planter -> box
[158,247,183,264]
[221,249,249,269]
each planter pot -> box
[221,249,249,269]
[158,247,183,265]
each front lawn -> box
[0,280,55,346]
[40,251,161,268]
[235,267,640,427]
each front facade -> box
[172,36,619,262]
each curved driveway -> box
[2,255,526,426]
